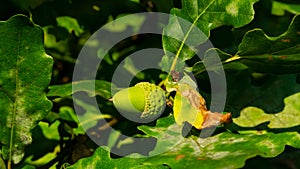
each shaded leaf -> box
[22,124,59,165]
[236,15,300,74]
[58,106,85,135]
[73,98,112,132]
[0,15,53,164]
[225,72,300,115]
[31,0,143,32]
[244,148,300,169]
[47,80,116,99]
[151,0,174,13]
[193,15,300,75]
[233,92,300,128]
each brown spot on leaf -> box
[268,56,273,61]
[176,154,185,161]
[202,111,232,128]
[279,56,288,59]
[62,76,70,83]
[197,157,206,160]
[220,113,232,123]
[281,39,291,43]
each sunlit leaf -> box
[139,117,300,169]
[162,0,258,72]
[0,15,53,164]
[272,1,300,16]
[56,16,84,36]
[146,131,300,169]
[233,92,300,128]
[67,147,169,169]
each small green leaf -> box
[47,80,116,99]
[272,1,300,16]
[233,92,300,128]
[58,106,85,135]
[103,14,146,33]
[38,121,60,141]
[0,15,53,164]
[56,16,84,36]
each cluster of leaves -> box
[0,0,300,169]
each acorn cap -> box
[113,82,166,122]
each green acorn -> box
[113,82,166,122]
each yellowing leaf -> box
[174,90,206,129]
[173,81,231,129]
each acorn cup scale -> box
[112,82,166,123]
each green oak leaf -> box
[272,1,300,16]
[0,15,53,164]
[236,14,300,74]
[139,117,300,169]
[138,116,184,156]
[224,72,300,115]
[193,15,300,75]
[47,80,116,99]
[67,147,169,169]
[56,16,84,36]
[233,92,300,128]
[144,131,300,169]
[162,0,258,72]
